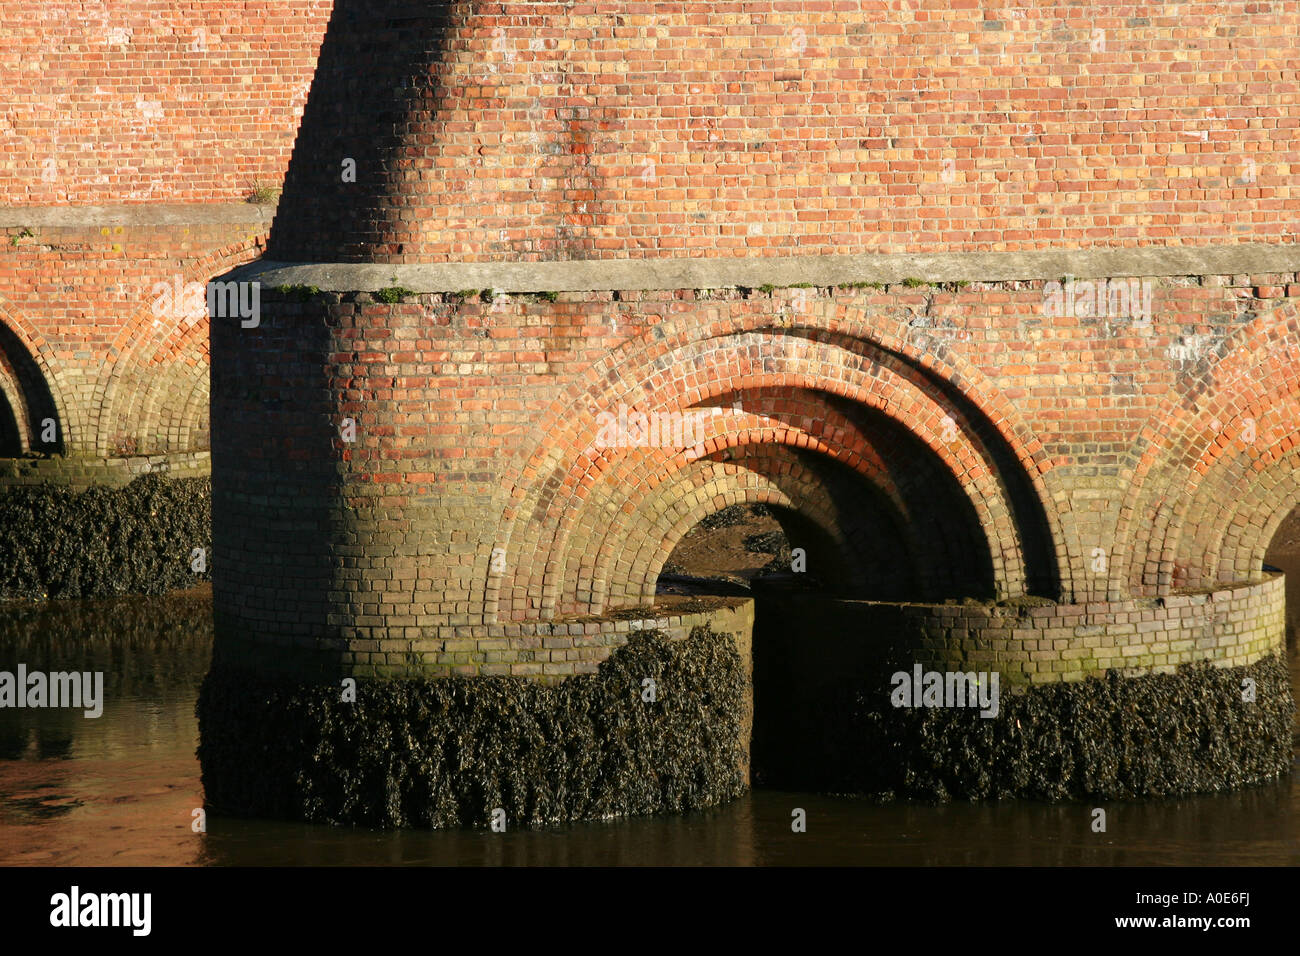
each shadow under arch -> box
[555,382,1004,618]
[0,389,19,455]
[0,318,62,455]
[697,387,998,598]
[770,325,1060,600]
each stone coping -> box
[224,241,1300,293]
[0,203,276,228]
[819,572,1284,618]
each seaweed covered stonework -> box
[766,655,1295,801]
[196,627,749,829]
[0,474,212,600]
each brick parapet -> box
[0,451,210,490]
[844,573,1286,686]
[214,597,756,681]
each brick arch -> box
[492,304,1059,620]
[496,298,1063,603]
[563,403,993,614]
[497,343,1013,617]
[570,443,888,613]
[0,298,72,455]
[93,237,262,456]
[134,316,211,455]
[1138,411,1300,593]
[1201,444,1300,586]
[580,442,959,614]
[500,299,1053,499]
[174,359,213,453]
[1221,452,1300,584]
[603,463,881,606]
[1118,298,1300,595]
[691,387,965,569]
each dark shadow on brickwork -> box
[0,388,20,457]
[818,404,997,601]
[0,320,62,456]
[208,288,345,656]
[759,329,1060,599]
[896,350,1061,600]
[268,0,455,262]
[680,394,999,601]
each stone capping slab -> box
[870,572,1282,618]
[0,203,276,228]
[499,598,752,635]
[226,242,1300,293]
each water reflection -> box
[0,586,1296,866]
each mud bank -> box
[0,474,211,600]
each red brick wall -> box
[1,222,266,457]
[209,276,1300,669]
[270,0,1300,263]
[0,1,330,457]
[1,1,330,205]
[5,1,1300,461]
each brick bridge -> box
[3,2,1297,814]
[0,3,325,482]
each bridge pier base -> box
[197,579,1293,827]
[750,586,1294,797]
[198,601,756,829]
